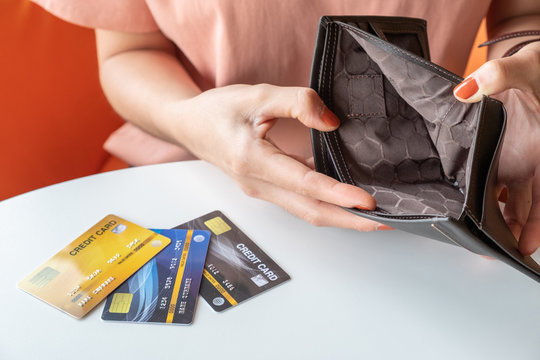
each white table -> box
[1,161,538,360]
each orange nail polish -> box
[377,224,394,231]
[321,107,340,128]
[354,205,370,210]
[454,77,479,99]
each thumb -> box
[257,85,340,131]
[453,53,530,103]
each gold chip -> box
[109,293,133,313]
[204,217,232,235]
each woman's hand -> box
[173,84,387,231]
[454,42,540,255]
[96,31,384,232]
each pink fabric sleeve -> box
[31,0,159,32]
[103,124,198,166]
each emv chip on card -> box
[18,215,170,318]
[102,229,210,325]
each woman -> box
[33,0,540,254]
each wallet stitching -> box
[319,24,335,175]
[325,24,339,176]
[326,134,345,181]
[339,23,462,83]
[347,75,386,117]
[321,24,345,181]
[346,113,385,117]
[319,133,328,174]
[328,26,355,184]
[328,24,337,106]
[465,102,486,226]
[333,131,354,184]
[326,26,353,184]
[340,23,478,202]
[326,21,491,212]
[430,224,462,247]
[466,98,504,225]
[316,21,509,227]
[435,99,458,145]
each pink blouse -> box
[32,0,492,164]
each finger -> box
[259,135,314,168]
[306,156,315,170]
[243,141,376,210]
[453,51,536,103]
[502,181,532,241]
[497,186,508,203]
[235,175,384,231]
[253,84,340,131]
[518,169,540,255]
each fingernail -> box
[481,255,495,261]
[354,205,371,210]
[454,77,479,99]
[321,107,340,127]
[522,249,535,256]
[518,243,536,257]
[377,224,394,231]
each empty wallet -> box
[310,16,540,283]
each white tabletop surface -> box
[0,160,539,360]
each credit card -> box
[18,215,170,318]
[175,211,290,312]
[101,229,210,325]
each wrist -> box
[159,96,206,157]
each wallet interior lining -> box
[329,28,480,217]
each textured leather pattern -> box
[310,17,540,283]
[323,26,479,217]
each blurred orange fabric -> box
[0,0,128,201]
[464,19,488,77]
[0,1,487,201]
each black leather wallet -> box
[310,16,540,283]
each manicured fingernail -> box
[377,224,394,231]
[321,107,340,127]
[454,77,479,99]
[354,205,371,210]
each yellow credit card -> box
[18,214,170,318]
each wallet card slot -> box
[347,75,386,118]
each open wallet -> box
[309,16,540,283]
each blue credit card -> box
[101,229,210,325]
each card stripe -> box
[166,230,193,323]
[202,269,238,306]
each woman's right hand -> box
[96,30,383,231]
[171,84,386,231]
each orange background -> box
[0,0,127,201]
[0,1,487,201]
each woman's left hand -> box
[454,41,540,255]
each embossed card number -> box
[18,215,170,318]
